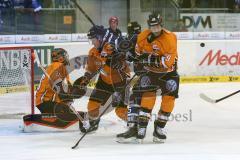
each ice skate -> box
[136,127,147,144]
[79,119,100,133]
[116,125,139,143]
[153,121,166,143]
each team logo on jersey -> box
[152,44,160,52]
[140,76,151,88]
[100,52,108,58]
[166,79,177,92]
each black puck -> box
[200,43,205,47]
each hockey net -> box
[0,47,34,118]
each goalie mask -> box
[51,48,70,65]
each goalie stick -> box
[200,90,240,103]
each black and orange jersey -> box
[135,28,178,73]
[36,62,70,106]
[86,44,130,85]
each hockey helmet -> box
[51,48,70,65]
[87,25,104,40]
[127,21,141,36]
[147,13,163,27]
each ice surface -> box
[0,92,31,116]
[0,83,240,160]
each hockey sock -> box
[155,110,171,128]
[127,104,140,127]
[137,108,151,139]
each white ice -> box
[0,83,240,160]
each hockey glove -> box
[138,53,163,68]
[106,52,125,70]
[133,62,145,76]
[71,73,91,99]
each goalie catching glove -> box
[52,78,73,101]
[52,72,91,100]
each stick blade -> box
[199,93,216,103]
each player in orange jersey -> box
[75,25,131,133]
[117,13,179,143]
[35,48,73,114]
[23,48,87,129]
[36,48,86,115]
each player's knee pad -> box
[115,106,128,121]
[140,91,156,110]
[87,100,101,118]
[161,95,175,113]
[36,101,55,113]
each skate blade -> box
[153,136,166,143]
[116,137,140,144]
[79,130,97,135]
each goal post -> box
[0,46,35,116]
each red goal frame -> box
[0,46,35,114]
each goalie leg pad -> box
[37,101,82,121]
[23,110,88,130]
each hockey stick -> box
[71,73,138,149]
[200,90,240,103]
[70,0,95,26]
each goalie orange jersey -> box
[135,28,178,73]
[86,45,130,84]
[36,62,69,106]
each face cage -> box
[53,53,69,65]
[149,25,162,35]
[63,53,70,65]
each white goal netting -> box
[0,47,34,118]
